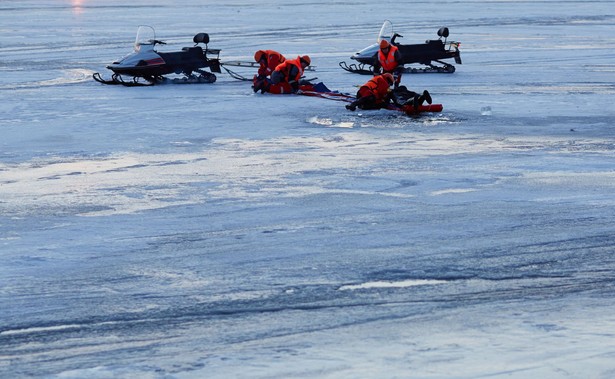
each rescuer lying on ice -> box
[345,73,433,112]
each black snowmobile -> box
[93,25,221,86]
[339,20,462,75]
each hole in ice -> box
[307,116,355,128]
[307,116,333,126]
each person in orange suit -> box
[266,55,311,94]
[374,39,403,88]
[253,50,285,93]
[345,73,395,111]
[346,73,432,111]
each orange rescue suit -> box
[357,75,391,103]
[273,57,304,84]
[378,45,400,72]
[257,50,285,77]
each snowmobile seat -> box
[398,40,444,59]
[182,46,204,59]
[437,27,450,39]
[426,40,445,49]
[396,40,448,66]
[193,33,210,45]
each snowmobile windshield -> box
[378,20,394,44]
[351,20,394,60]
[353,43,380,60]
[134,25,156,51]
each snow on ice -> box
[1,1,615,378]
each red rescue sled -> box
[400,103,443,115]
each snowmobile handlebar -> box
[391,33,403,44]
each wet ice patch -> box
[339,279,447,291]
[430,188,479,196]
[51,364,161,379]
[2,134,611,218]
[0,69,94,89]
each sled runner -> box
[93,26,221,86]
[339,20,461,75]
[220,60,316,81]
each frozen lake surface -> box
[1,1,615,378]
